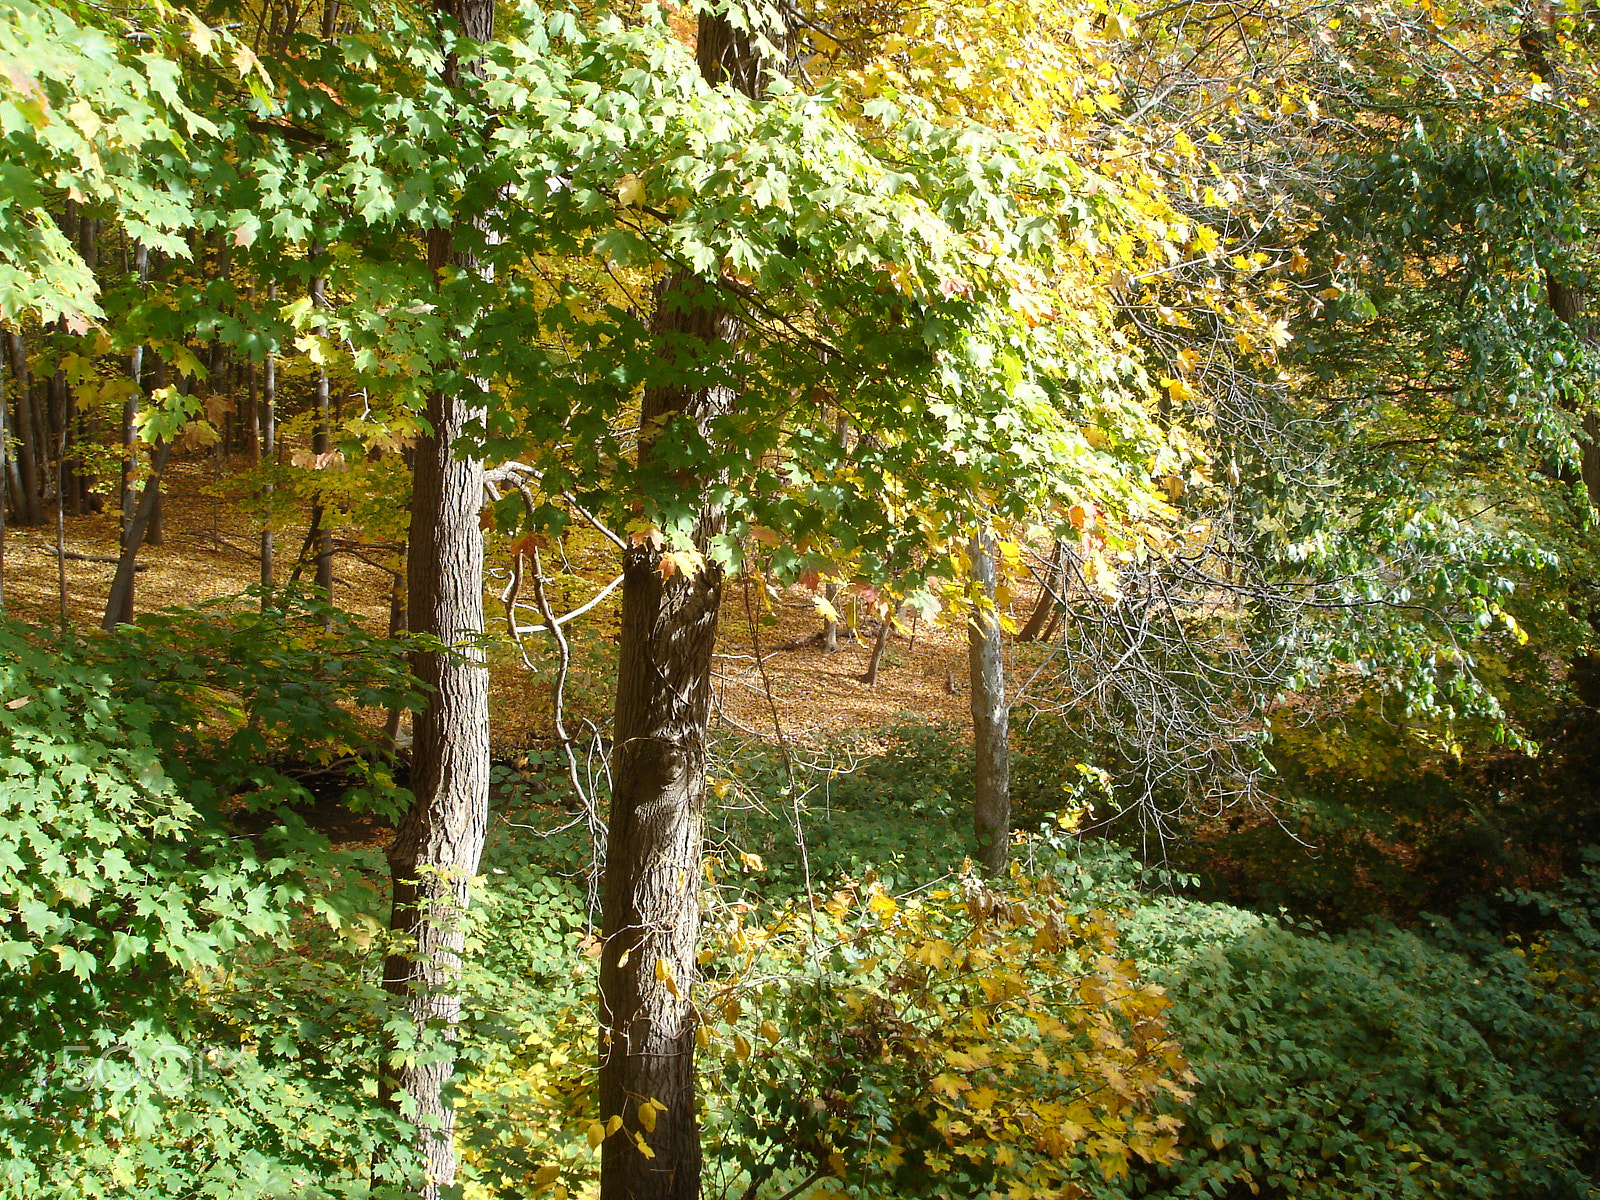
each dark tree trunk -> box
[598,17,784,1200]
[599,274,734,1200]
[261,283,278,594]
[381,2,494,1195]
[102,438,176,632]
[969,530,1012,874]
[5,333,42,526]
[1017,539,1065,642]
[383,535,409,746]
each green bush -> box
[0,598,422,1198]
[1096,884,1598,1200]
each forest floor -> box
[2,450,1005,753]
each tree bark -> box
[4,333,41,526]
[969,530,1012,874]
[381,2,494,1195]
[1017,539,1065,642]
[102,438,175,632]
[859,609,891,685]
[261,283,277,595]
[310,258,336,596]
[600,275,733,1200]
[598,17,785,1200]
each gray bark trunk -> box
[969,530,1011,874]
[381,3,494,1195]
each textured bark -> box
[598,16,782,1198]
[380,2,494,1195]
[969,531,1012,874]
[600,272,732,1200]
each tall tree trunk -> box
[822,580,840,652]
[381,2,494,1195]
[859,608,891,685]
[310,259,335,596]
[598,16,783,1200]
[599,271,730,1200]
[5,333,42,526]
[969,530,1011,874]
[261,283,278,595]
[123,243,149,543]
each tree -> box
[380,0,495,1194]
[597,11,790,1197]
[968,529,1011,873]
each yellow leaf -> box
[734,1034,752,1060]
[586,1123,605,1149]
[618,174,646,207]
[654,957,679,998]
[638,1102,657,1133]
[534,1165,561,1189]
[758,1020,781,1045]
[606,1114,624,1136]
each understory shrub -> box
[1096,864,1600,1200]
[0,598,422,1198]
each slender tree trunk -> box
[969,530,1011,874]
[5,333,41,526]
[859,609,891,685]
[102,439,175,632]
[261,283,278,595]
[124,243,149,540]
[598,17,784,1200]
[822,581,840,652]
[147,360,170,547]
[0,355,9,608]
[384,535,409,746]
[1521,5,1600,508]
[310,260,335,596]
[381,3,494,1194]
[1017,539,1065,642]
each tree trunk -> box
[5,333,41,526]
[598,17,784,1200]
[102,438,176,632]
[859,609,891,685]
[1017,539,1065,642]
[599,270,731,1200]
[1521,6,1600,508]
[310,259,335,596]
[969,530,1011,874]
[261,283,277,595]
[381,2,494,1195]
[822,581,840,652]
